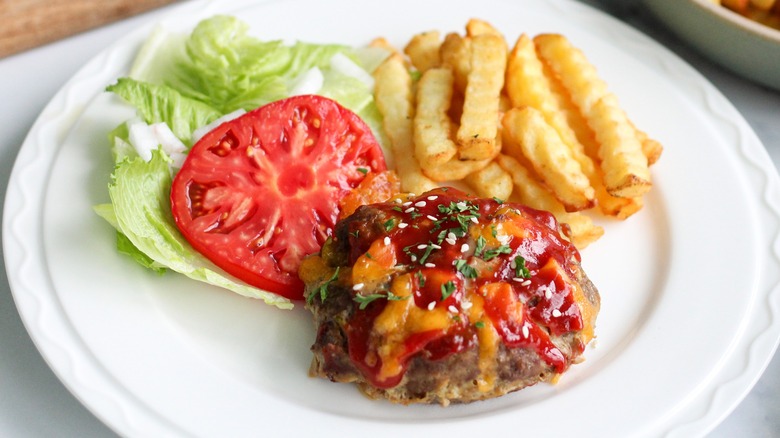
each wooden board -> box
[0,0,179,58]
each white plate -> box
[644,0,780,90]
[4,0,780,436]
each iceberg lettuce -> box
[98,15,389,307]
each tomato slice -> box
[170,95,386,300]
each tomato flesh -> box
[171,95,386,300]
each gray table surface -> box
[0,1,778,436]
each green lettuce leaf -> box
[104,149,292,309]
[106,78,222,144]
[98,15,392,306]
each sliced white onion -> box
[169,151,188,169]
[150,122,187,154]
[330,52,374,89]
[192,109,247,143]
[128,122,157,162]
[289,67,324,96]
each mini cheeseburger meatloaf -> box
[300,187,599,405]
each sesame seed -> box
[447,232,456,241]
[404,207,415,213]
[411,255,418,262]
[417,244,428,250]
[445,238,457,246]
[398,222,408,229]
[426,215,438,221]
[460,243,470,253]
[353,283,365,291]
[427,195,438,201]
[521,279,532,287]
[394,198,403,204]
[415,201,427,207]
[545,289,552,299]
[383,236,391,246]
[448,305,458,313]
[402,201,413,207]
[470,216,479,224]
[552,309,562,317]
[510,260,517,269]
[522,325,529,338]
[461,301,473,310]
[427,301,436,311]
[430,243,442,249]
[512,278,523,283]
[424,263,435,268]
[456,202,467,210]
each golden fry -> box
[464,160,513,201]
[534,33,652,198]
[456,34,507,161]
[373,54,438,195]
[422,156,494,182]
[413,67,458,169]
[502,107,595,212]
[496,154,603,249]
[404,31,442,73]
[439,32,471,94]
[589,95,652,198]
[466,18,503,37]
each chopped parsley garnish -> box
[357,167,368,175]
[474,236,487,257]
[454,259,478,279]
[436,200,481,235]
[441,281,456,301]
[474,321,485,329]
[403,241,436,265]
[353,290,409,310]
[415,270,426,287]
[483,244,512,261]
[514,255,531,279]
[383,218,396,232]
[418,244,435,265]
[306,267,340,305]
[353,293,385,309]
[492,197,504,204]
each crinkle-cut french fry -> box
[466,18,503,37]
[547,70,644,218]
[634,125,664,166]
[440,32,471,94]
[505,33,598,184]
[413,67,458,169]
[464,160,513,201]
[456,34,506,161]
[374,54,438,195]
[422,131,500,182]
[422,155,494,182]
[502,106,595,212]
[588,95,652,198]
[496,154,603,249]
[534,33,651,198]
[404,31,442,73]
[534,34,609,118]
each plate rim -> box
[4,0,780,436]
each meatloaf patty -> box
[300,187,599,405]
